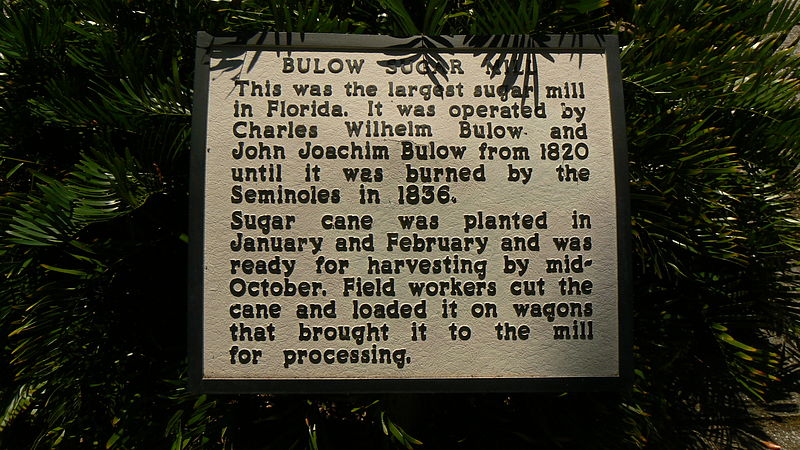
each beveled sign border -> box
[189,32,632,393]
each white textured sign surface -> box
[194,35,628,386]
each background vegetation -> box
[1,0,799,448]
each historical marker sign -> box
[189,33,631,392]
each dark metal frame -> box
[189,32,632,393]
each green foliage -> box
[620,1,800,445]
[0,0,798,448]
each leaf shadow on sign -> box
[376,35,457,86]
[463,34,602,106]
[468,35,546,107]
[374,34,548,105]
[207,32,276,96]
[373,34,600,106]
